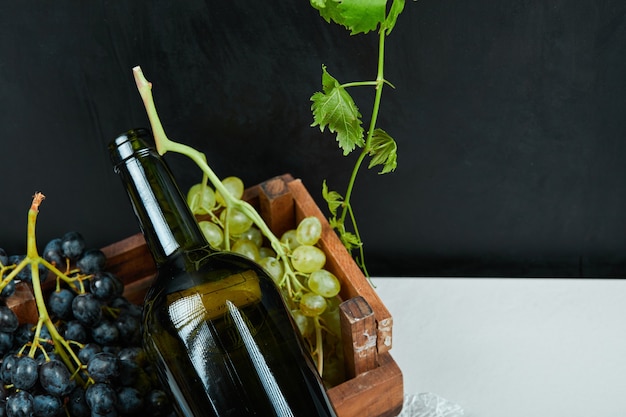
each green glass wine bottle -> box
[109,128,337,417]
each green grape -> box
[186,183,216,215]
[296,216,322,246]
[322,354,345,388]
[299,292,327,317]
[232,238,261,261]
[215,176,245,206]
[258,256,284,284]
[320,296,342,336]
[307,269,340,298]
[291,245,326,273]
[291,309,313,337]
[259,246,276,259]
[236,226,263,248]
[220,207,253,236]
[280,229,300,250]
[198,220,224,248]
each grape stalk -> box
[309,0,405,277]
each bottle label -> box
[166,270,265,352]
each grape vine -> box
[310,0,405,276]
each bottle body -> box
[109,129,337,417]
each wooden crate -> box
[16,175,404,417]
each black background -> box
[1,1,626,277]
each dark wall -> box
[1,1,626,277]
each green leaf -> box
[368,128,398,174]
[311,66,365,155]
[322,180,344,216]
[340,231,362,251]
[310,0,386,35]
[309,0,343,25]
[337,0,387,35]
[381,0,405,35]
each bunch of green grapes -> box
[187,177,345,387]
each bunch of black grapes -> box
[0,232,174,417]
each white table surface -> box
[372,277,626,417]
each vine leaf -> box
[310,0,386,35]
[368,128,398,174]
[339,230,362,251]
[311,66,365,155]
[322,180,344,217]
[337,0,386,34]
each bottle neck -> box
[109,128,208,266]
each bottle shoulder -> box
[148,247,276,298]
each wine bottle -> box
[109,128,338,417]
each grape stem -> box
[132,66,304,298]
[19,193,89,386]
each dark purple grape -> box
[89,272,123,302]
[115,312,140,346]
[35,351,58,366]
[6,390,34,417]
[0,306,18,334]
[1,353,19,384]
[117,347,147,368]
[71,293,102,327]
[42,238,65,267]
[116,386,143,415]
[85,382,117,415]
[11,356,38,390]
[78,343,102,365]
[91,320,119,346]
[0,332,13,355]
[76,248,107,274]
[60,231,86,260]
[13,323,35,347]
[48,288,75,320]
[39,359,74,397]
[117,347,147,386]
[0,279,16,298]
[63,320,88,344]
[145,389,172,416]
[67,386,90,417]
[87,352,119,383]
[32,393,62,417]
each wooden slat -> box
[340,296,378,378]
[327,352,404,417]
[258,175,296,239]
[6,282,39,325]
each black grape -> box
[39,359,74,397]
[76,248,107,274]
[5,390,34,417]
[85,383,117,415]
[60,231,86,260]
[42,238,64,267]
[32,394,62,417]
[71,293,102,327]
[48,288,75,320]
[11,356,38,390]
[87,352,120,383]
